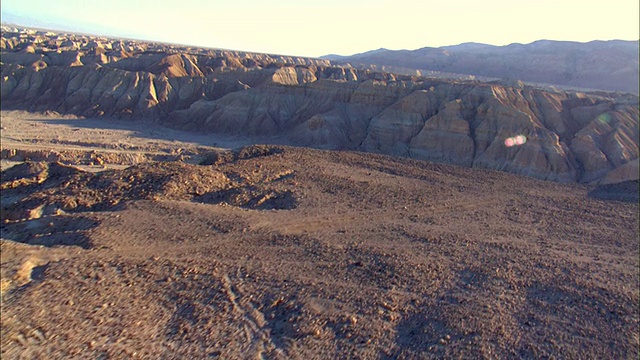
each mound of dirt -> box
[0,161,81,188]
[197,187,296,210]
[199,145,285,166]
[1,153,300,222]
[198,150,236,166]
[2,162,227,220]
[236,145,285,161]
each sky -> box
[1,0,638,57]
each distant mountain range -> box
[1,13,140,41]
[322,40,639,94]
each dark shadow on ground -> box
[34,116,277,150]
[0,215,98,248]
[588,180,639,203]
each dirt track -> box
[1,111,638,359]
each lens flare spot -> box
[504,135,527,147]
[597,113,611,124]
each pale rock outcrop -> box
[350,79,411,107]
[270,66,317,85]
[289,113,353,149]
[409,99,475,166]
[570,108,639,182]
[470,89,579,182]
[323,67,359,82]
[600,158,639,185]
[362,90,437,156]
[570,135,612,182]
[474,126,577,182]
[148,54,204,78]
[1,36,20,50]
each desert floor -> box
[1,110,638,359]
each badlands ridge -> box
[1,26,638,184]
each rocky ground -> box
[1,110,638,359]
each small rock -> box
[14,334,28,346]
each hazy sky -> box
[2,0,638,57]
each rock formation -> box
[1,26,638,183]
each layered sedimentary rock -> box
[409,99,475,167]
[1,27,638,183]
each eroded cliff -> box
[2,27,638,183]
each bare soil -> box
[1,111,638,359]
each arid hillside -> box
[1,141,638,359]
[1,27,638,184]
